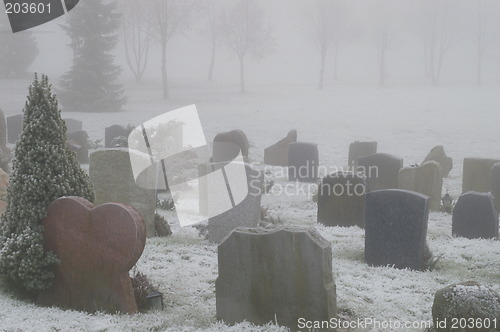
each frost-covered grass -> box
[0,79,499,331]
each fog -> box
[15,0,498,89]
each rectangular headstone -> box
[348,141,377,168]
[105,125,130,148]
[67,130,89,164]
[452,192,498,240]
[492,163,500,212]
[462,158,500,193]
[64,118,83,134]
[358,153,403,191]
[199,162,263,244]
[6,114,23,144]
[288,142,319,183]
[264,129,297,167]
[89,148,157,237]
[365,189,429,271]
[216,227,337,331]
[317,171,366,228]
[398,161,443,211]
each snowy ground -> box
[0,78,499,331]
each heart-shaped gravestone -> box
[38,196,146,313]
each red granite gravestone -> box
[38,197,146,314]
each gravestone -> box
[264,129,297,166]
[365,189,430,271]
[358,153,403,191]
[317,171,366,228]
[422,145,453,177]
[398,161,443,211]
[89,148,157,237]
[6,113,23,144]
[216,227,337,331]
[348,141,377,168]
[212,129,250,162]
[38,197,146,314]
[199,162,263,244]
[491,163,500,212]
[432,281,500,332]
[105,125,129,148]
[0,108,6,152]
[462,157,500,193]
[452,192,498,240]
[288,142,319,183]
[63,118,83,134]
[67,130,89,164]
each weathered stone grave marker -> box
[348,141,377,168]
[398,161,443,211]
[264,129,297,166]
[212,129,250,162]
[452,191,498,240]
[462,157,500,193]
[288,142,319,183]
[358,153,403,191]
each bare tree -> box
[200,0,223,81]
[470,0,498,85]
[222,0,274,93]
[418,0,457,86]
[150,0,197,99]
[370,0,399,87]
[121,0,151,83]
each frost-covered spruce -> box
[0,74,94,293]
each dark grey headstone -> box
[264,129,297,167]
[288,142,319,183]
[462,157,500,193]
[7,114,23,144]
[365,189,429,271]
[422,145,453,177]
[89,148,157,237]
[200,162,263,244]
[492,163,500,212]
[348,141,377,168]
[0,109,6,152]
[63,118,83,134]
[317,171,366,228]
[398,161,443,211]
[216,227,337,331]
[67,130,89,164]
[452,192,498,240]
[212,129,249,163]
[105,125,129,148]
[358,153,403,191]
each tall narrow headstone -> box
[398,161,443,211]
[264,129,297,166]
[212,129,250,162]
[67,130,89,164]
[216,227,337,331]
[348,141,377,168]
[199,162,263,244]
[358,153,403,191]
[63,118,83,134]
[492,163,500,212]
[317,172,366,228]
[462,157,500,193]
[452,192,498,240]
[89,148,157,237]
[6,114,23,144]
[105,125,129,148]
[365,189,430,271]
[288,142,319,183]
[422,145,453,177]
[0,108,6,152]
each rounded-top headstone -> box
[452,191,498,240]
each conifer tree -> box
[0,74,94,293]
[59,0,126,112]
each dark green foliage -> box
[0,16,38,78]
[0,74,94,293]
[59,0,126,112]
[131,269,159,312]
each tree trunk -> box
[240,56,246,93]
[333,45,339,81]
[477,47,482,86]
[319,51,326,90]
[379,48,385,87]
[208,37,216,81]
[162,41,169,99]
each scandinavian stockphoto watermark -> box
[297,317,433,330]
